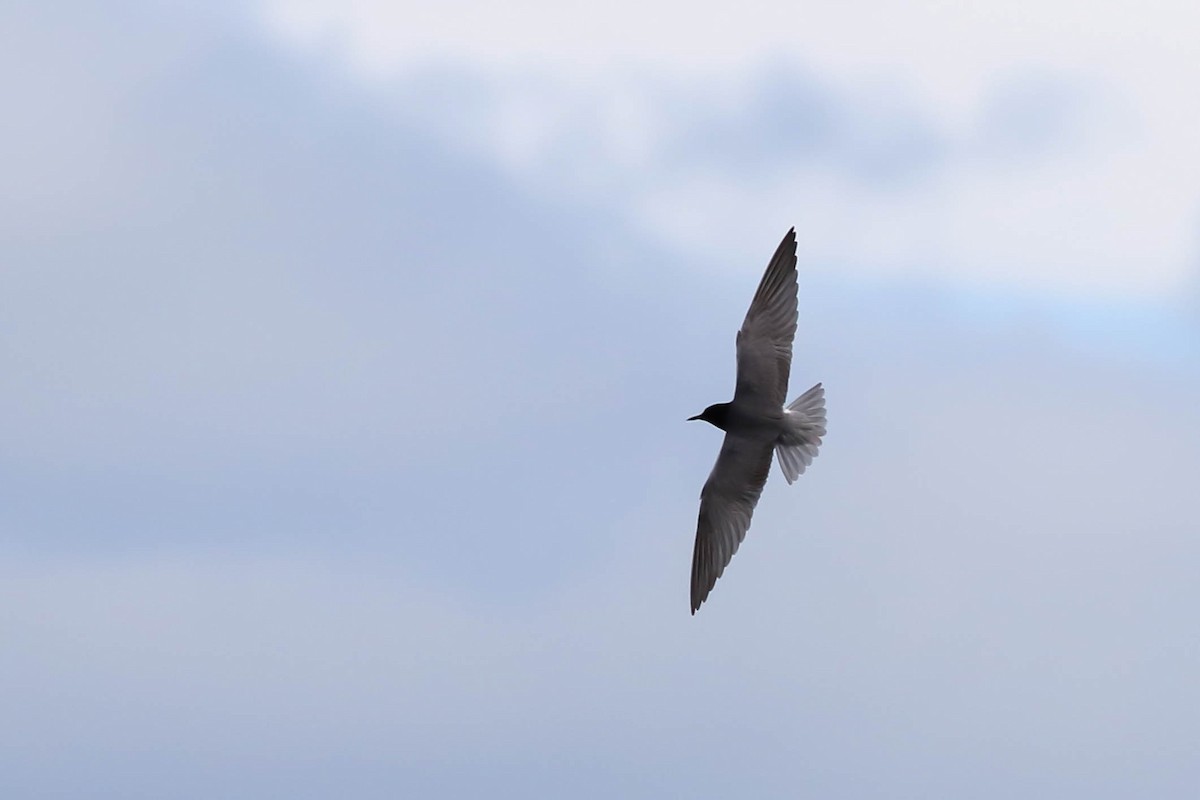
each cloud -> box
[658,65,947,188]
[6,321,1200,797]
[259,0,1200,300]
[1,1,721,600]
[289,55,1165,300]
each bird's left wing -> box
[734,228,799,411]
[690,433,775,613]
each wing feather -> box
[734,228,798,411]
[690,434,774,613]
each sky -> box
[2,1,1199,797]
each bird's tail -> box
[775,382,826,484]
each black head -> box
[687,402,731,431]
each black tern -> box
[688,228,825,613]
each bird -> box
[687,227,825,614]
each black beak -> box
[687,414,702,421]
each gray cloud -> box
[973,71,1111,161]
[663,65,948,187]
[0,2,713,598]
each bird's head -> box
[687,402,731,431]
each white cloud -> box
[256,0,1200,300]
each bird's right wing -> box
[690,433,775,614]
[734,228,799,412]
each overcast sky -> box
[3,2,1200,798]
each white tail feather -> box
[775,383,825,484]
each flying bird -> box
[688,228,825,613]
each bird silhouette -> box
[687,228,826,613]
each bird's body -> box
[688,228,825,614]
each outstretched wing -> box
[690,433,774,614]
[734,228,798,412]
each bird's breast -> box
[724,403,785,441]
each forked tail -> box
[775,382,826,484]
